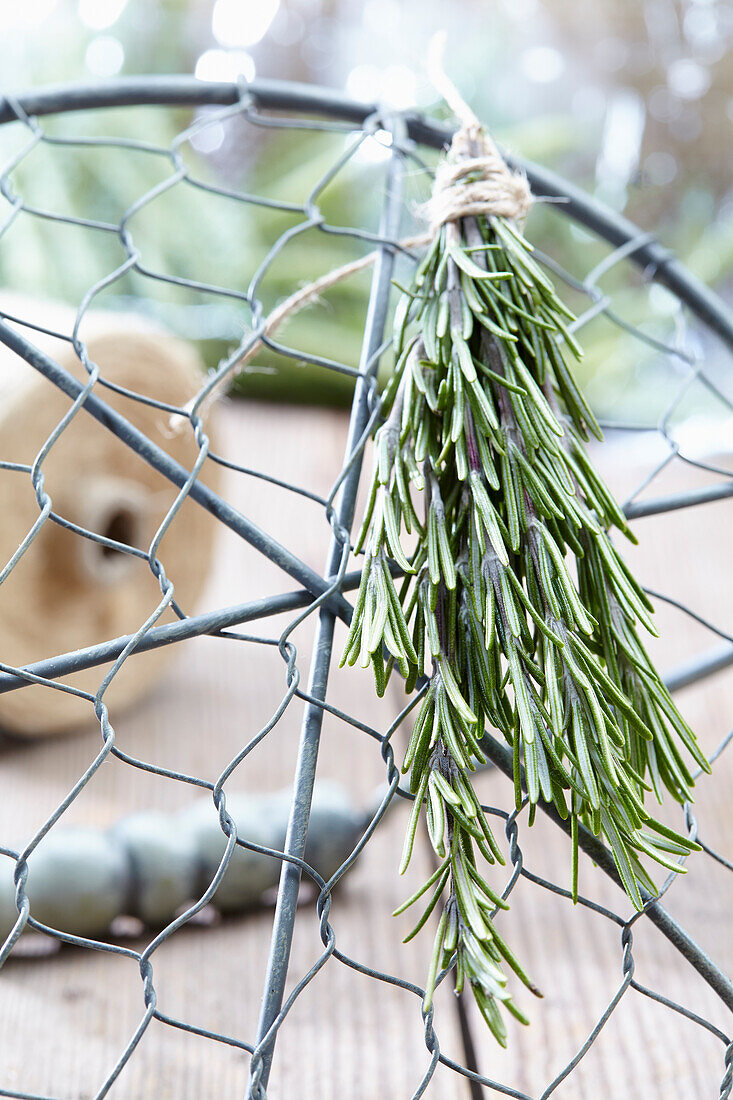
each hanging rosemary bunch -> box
[340,119,708,1044]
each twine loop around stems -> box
[423,32,533,231]
[423,123,533,233]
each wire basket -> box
[0,77,731,1100]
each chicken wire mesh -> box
[0,77,731,1100]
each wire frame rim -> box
[0,73,731,354]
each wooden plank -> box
[0,406,730,1099]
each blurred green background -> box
[0,0,730,423]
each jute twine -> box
[423,122,533,232]
[171,37,531,423]
[423,30,533,231]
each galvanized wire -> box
[0,78,730,1100]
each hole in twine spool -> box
[99,506,138,560]
[72,477,152,585]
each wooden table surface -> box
[0,399,730,1099]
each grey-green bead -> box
[265,781,364,883]
[303,782,364,882]
[179,794,282,914]
[13,828,129,939]
[112,812,199,927]
[0,859,22,942]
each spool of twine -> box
[0,296,218,736]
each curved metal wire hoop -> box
[1,75,731,353]
[0,77,730,1100]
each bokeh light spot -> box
[212,0,280,49]
[85,35,124,76]
[78,0,127,31]
[667,59,711,101]
[195,48,256,84]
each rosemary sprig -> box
[341,133,707,1042]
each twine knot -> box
[424,122,533,234]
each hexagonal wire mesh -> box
[0,77,731,1099]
